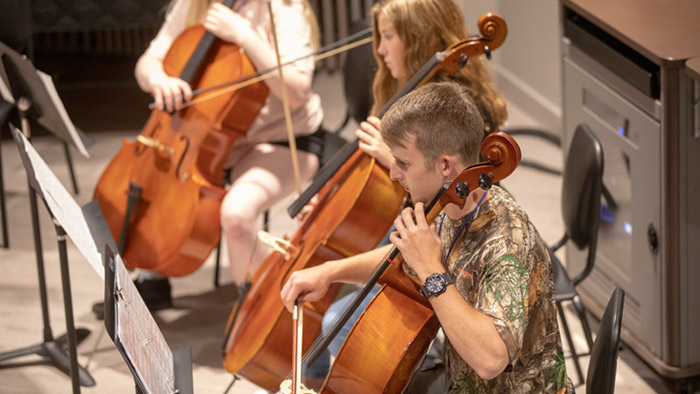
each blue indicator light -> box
[618,127,625,136]
[600,205,614,223]
[624,222,632,235]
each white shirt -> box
[145,0,323,147]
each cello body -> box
[320,265,439,394]
[94,25,268,276]
[223,150,405,391]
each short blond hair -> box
[381,81,484,167]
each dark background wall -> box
[1,0,170,134]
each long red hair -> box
[370,0,507,133]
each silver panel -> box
[564,38,662,120]
[563,56,663,356]
[681,73,700,366]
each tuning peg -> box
[484,45,492,60]
[459,53,469,68]
[478,173,494,190]
[455,181,470,199]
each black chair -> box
[502,127,563,176]
[550,123,604,384]
[586,287,625,394]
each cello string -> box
[299,245,397,365]
[300,181,455,366]
[191,26,371,96]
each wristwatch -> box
[421,272,453,299]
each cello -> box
[222,13,507,391]
[93,0,268,276]
[303,132,521,393]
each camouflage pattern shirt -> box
[433,186,573,394]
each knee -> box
[321,303,341,330]
[220,208,253,238]
[301,152,320,181]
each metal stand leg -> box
[0,133,8,248]
[214,236,222,288]
[572,295,595,350]
[62,141,79,195]
[223,375,240,394]
[117,183,142,254]
[0,183,94,391]
[558,301,585,385]
[263,210,270,232]
[55,221,93,390]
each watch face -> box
[422,273,451,298]
[425,275,445,293]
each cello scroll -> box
[430,13,507,77]
[441,131,521,208]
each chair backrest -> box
[561,123,604,285]
[343,19,377,125]
[586,287,625,394]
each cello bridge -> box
[257,230,295,260]
[137,135,174,156]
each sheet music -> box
[114,254,176,394]
[11,126,104,278]
[36,70,89,158]
[12,128,183,393]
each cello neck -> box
[301,183,449,367]
[376,52,443,117]
[179,0,238,84]
[286,51,445,218]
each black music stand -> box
[104,245,194,394]
[4,125,95,392]
[0,40,93,248]
[0,41,95,392]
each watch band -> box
[421,272,453,299]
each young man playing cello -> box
[282,81,574,393]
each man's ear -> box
[436,153,461,177]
